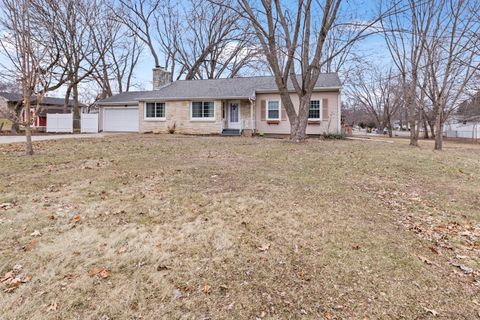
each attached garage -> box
[103,107,139,132]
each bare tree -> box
[0,0,64,154]
[114,0,162,68]
[381,0,437,147]
[40,0,112,128]
[91,10,143,100]
[173,0,260,80]
[213,0,381,141]
[419,0,480,150]
[117,0,261,81]
[348,65,403,137]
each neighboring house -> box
[444,115,480,140]
[445,93,480,140]
[0,92,85,128]
[97,68,342,136]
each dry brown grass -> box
[0,134,479,319]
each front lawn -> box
[0,135,479,319]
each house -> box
[97,68,342,136]
[0,92,86,129]
[444,93,480,141]
[444,115,480,140]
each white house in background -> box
[96,68,342,136]
[444,116,480,140]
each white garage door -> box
[103,108,139,132]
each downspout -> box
[337,89,342,135]
[249,96,255,134]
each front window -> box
[309,100,320,119]
[192,101,214,119]
[145,102,165,119]
[267,100,280,120]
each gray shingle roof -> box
[98,74,341,105]
[0,92,22,101]
[0,92,85,107]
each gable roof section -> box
[98,73,341,105]
[0,92,85,107]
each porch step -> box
[221,129,241,136]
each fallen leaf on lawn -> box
[418,256,433,265]
[23,239,38,252]
[450,261,473,274]
[4,278,21,293]
[157,264,172,271]
[88,267,111,278]
[258,243,271,251]
[30,230,41,237]
[324,311,334,320]
[46,302,57,311]
[21,275,32,283]
[423,307,438,316]
[429,246,439,254]
[73,214,81,222]
[0,202,14,210]
[64,273,79,280]
[0,271,14,283]
[117,246,128,254]
[203,284,211,294]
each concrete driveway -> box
[0,133,110,144]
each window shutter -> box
[281,104,287,121]
[322,98,329,120]
[260,100,266,121]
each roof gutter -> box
[97,101,139,106]
[140,96,252,102]
[255,86,341,94]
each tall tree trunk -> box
[409,115,418,146]
[23,95,33,155]
[405,80,418,146]
[290,97,310,141]
[434,118,444,150]
[387,123,393,138]
[290,116,308,141]
[423,120,429,139]
[415,119,421,142]
[64,85,72,113]
[73,83,80,130]
[429,122,435,138]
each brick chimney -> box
[152,67,172,90]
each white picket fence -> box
[46,113,73,133]
[81,113,99,133]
